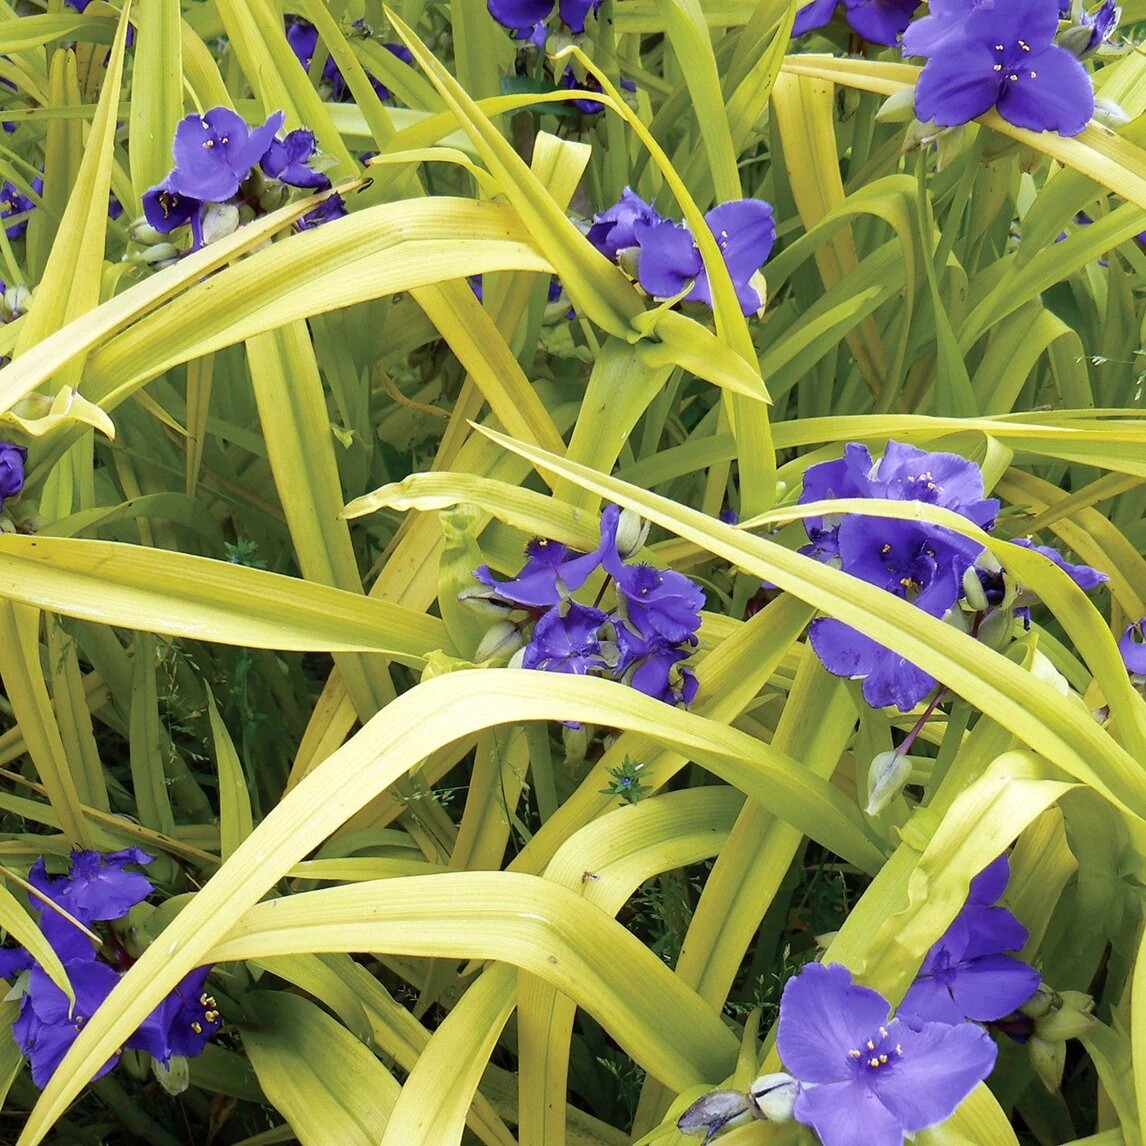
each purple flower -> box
[633,199,776,316]
[586,188,664,261]
[1008,538,1109,592]
[165,108,285,202]
[521,602,612,675]
[369,43,414,102]
[129,966,222,1066]
[913,0,1095,135]
[29,849,153,961]
[1120,619,1146,676]
[142,182,201,236]
[604,559,704,644]
[0,441,26,506]
[777,962,997,1146]
[615,624,699,706]
[899,855,1040,1025]
[901,0,988,57]
[296,193,347,231]
[13,959,123,1088]
[793,0,922,45]
[260,128,330,190]
[475,535,606,609]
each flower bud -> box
[562,722,588,766]
[127,218,166,244]
[153,1054,190,1095]
[614,507,649,559]
[748,1073,799,1122]
[617,245,641,281]
[1031,650,1070,698]
[865,750,911,816]
[961,565,990,613]
[677,1089,754,1140]
[976,606,1015,652]
[1019,982,1059,1020]
[473,620,525,664]
[1029,1034,1066,1092]
[1035,992,1096,1042]
[201,201,240,246]
[1056,22,1099,57]
[875,87,919,124]
[457,585,513,621]
[123,242,181,269]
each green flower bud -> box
[127,218,166,244]
[1056,22,1098,58]
[1092,98,1131,128]
[1019,982,1060,1020]
[457,585,513,621]
[617,245,641,281]
[976,606,1016,652]
[473,620,525,664]
[614,507,650,559]
[865,749,912,816]
[1035,992,1096,1042]
[201,202,240,246]
[153,1054,191,1095]
[748,1073,799,1122]
[961,565,990,613]
[123,242,181,269]
[875,87,919,124]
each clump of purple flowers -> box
[142,108,345,253]
[465,505,703,709]
[905,0,1096,135]
[795,440,1108,711]
[587,188,775,317]
[0,849,220,1088]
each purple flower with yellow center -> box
[0,176,41,240]
[131,966,223,1066]
[521,602,612,675]
[0,440,26,507]
[899,855,1040,1025]
[633,199,776,316]
[586,188,664,261]
[793,0,922,44]
[260,128,330,190]
[913,0,1095,135]
[777,962,997,1146]
[1120,618,1146,677]
[164,108,284,203]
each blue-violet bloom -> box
[777,962,997,1146]
[165,108,285,202]
[913,0,1095,135]
[0,440,26,506]
[260,128,330,190]
[793,0,922,45]
[586,188,664,261]
[1120,618,1146,677]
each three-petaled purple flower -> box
[777,962,997,1146]
[0,850,221,1088]
[793,0,921,45]
[632,200,776,316]
[912,0,1095,135]
[899,854,1041,1025]
[586,188,665,261]
[164,108,285,203]
[261,129,331,190]
[286,18,412,103]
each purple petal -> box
[794,1078,907,1146]
[792,0,841,36]
[843,0,921,45]
[996,44,1094,135]
[860,651,937,712]
[1120,619,1146,675]
[947,954,1041,1021]
[557,0,600,32]
[963,0,1059,49]
[488,0,553,33]
[1009,538,1109,591]
[777,963,892,1083]
[142,181,200,234]
[914,42,1003,127]
[898,976,967,1024]
[867,1018,997,1130]
[633,218,702,300]
[967,854,1010,904]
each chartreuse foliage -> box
[0,0,1142,1143]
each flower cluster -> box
[587,189,775,317]
[0,850,220,1088]
[908,0,1098,135]
[487,0,601,42]
[796,440,1108,711]
[142,108,344,253]
[679,855,1090,1145]
[465,505,703,708]
[286,17,413,104]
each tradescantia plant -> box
[0,0,1143,1143]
